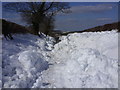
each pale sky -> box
[2,2,119,31]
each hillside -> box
[1,19,29,34]
[1,19,119,37]
[62,22,119,35]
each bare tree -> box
[3,2,70,37]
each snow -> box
[40,30,118,88]
[2,34,52,88]
[0,36,2,88]
[2,30,118,88]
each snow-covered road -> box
[1,30,118,88]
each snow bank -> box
[40,30,118,88]
[2,34,53,88]
[2,30,118,88]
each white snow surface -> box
[2,30,118,88]
[0,36,2,88]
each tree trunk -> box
[32,22,41,37]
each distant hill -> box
[1,19,119,37]
[62,22,119,35]
[1,19,29,34]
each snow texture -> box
[0,36,2,88]
[2,30,118,88]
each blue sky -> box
[2,2,118,31]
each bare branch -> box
[3,2,71,36]
[43,2,54,12]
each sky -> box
[1,2,119,31]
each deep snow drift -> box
[2,34,54,88]
[41,30,118,88]
[2,30,118,88]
